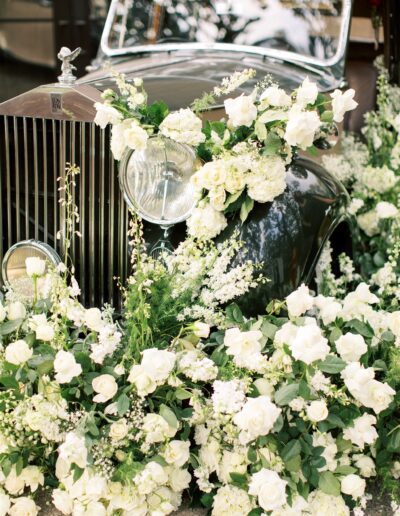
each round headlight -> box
[119,136,199,226]
[2,240,61,298]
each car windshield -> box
[105,0,347,63]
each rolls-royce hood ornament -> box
[57,46,81,85]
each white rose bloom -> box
[284,108,321,150]
[124,121,149,151]
[308,490,349,516]
[330,88,358,123]
[5,339,32,365]
[248,469,287,512]
[193,321,210,339]
[234,396,281,444]
[289,325,329,364]
[212,485,254,516]
[162,440,190,467]
[128,365,157,397]
[358,378,395,414]
[54,350,82,384]
[94,103,122,129]
[306,400,329,422]
[343,414,378,449]
[52,489,73,515]
[254,378,275,397]
[341,474,366,499]
[168,467,191,493]
[7,301,26,321]
[260,85,291,107]
[224,94,258,128]
[25,257,46,277]
[0,493,10,516]
[141,413,177,443]
[376,201,398,219]
[353,454,376,478]
[159,108,205,146]
[274,321,299,346]
[224,327,262,358]
[286,283,314,317]
[58,432,88,469]
[109,419,129,441]
[296,77,319,107]
[141,348,176,383]
[92,374,118,403]
[209,187,227,211]
[9,497,38,516]
[187,204,228,240]
[5,466,25,495]
[84,307,104,332]
[335,333,367,362]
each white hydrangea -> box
[187,204,228,240]
[211,380,246,414]
[177,350,218,382]
[159,108,205,146]
[212,485,254,516]
[308,490,349,516]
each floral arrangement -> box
[94,69,357,240]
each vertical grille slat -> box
[33,119,39,241]
[3,116,12,245]
[42,120,48,244]
[13,118,21,242]
[89,124,96,307]
[79,122,87,305]
[23,118,29,239]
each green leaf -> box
[0,319,23,336]
[346,319,374,338]
[317,355,346,374]
[321,110,334,123]
[209,120,227,139]
[175,388,192,401]
[335,465,357,475]
[285,454,301,472]
[75,352,92,373]
[274,383,299,406]
[117,394,130,416]
[387,428,400,452]
[0,375,19,389]
[318,471,340,497]
[201,493,214,509]
[329,327,342,343]
[225,303,244,324]
[240,196,254,223]
[248,509,263,516]
[247,447,257,463]
[146,101,169,126]
[72,465,85,483]
[224,189,244,210]
[229,472,248,486]
[281,440,302,463]
[262,131,282,156]
[160,404,179,429]
[261,321,278,340]
[15,456,23,476]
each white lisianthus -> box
[353,454,376,478]
[128,365,157,397]
[341,474,366,499]
[260,85,291,107]
[7,301,26,321]
[330,88,358,123]
[141,414,177,444]
[109,419,129,441]
[124,121,149,151]
[84,307,104,332]
[376,201,398,219]
[159,108,205,146]
[94,102,123,129]
[289,325,329,364]
[343,414,378,449]
[306,400,329,422]
[168,467,191,493]
[286,283,314,317]
[187,204,227,240]
[335,333,367,362]
[192,321,210,339]
[248,469,287,512]
[9,497,39,516]
[141,348,176,383]
[274,321,299,346]
[54,350,82,384]
[234,396,281,444]
[25,257,46,277]
[296,77,319,107]
[58,432,87,469]
[212,484,254,516]
[162,440,190,467]
[52,489,73,515]
[5,339,32,365]
[92,374,118,403]
[284,108,321,149]
[224,94,258,128]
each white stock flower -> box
[162,440,190,467]
[141,348,176,383]
[284,108,321,150]
[211,380,246,414]
[224,94,258,128]
[296,77,318,107]
[54,350,82,384]
[159,108,205,146]
[7,301,26,321]
[248,469,287,512]
[109,419,129,441]
[20,466,44,492]
[9,497,39,516]
[128,365,157,397]
[335,333,367,362]
[52,489,73,515]
[5,339,32,365]
[224,327,265,371]
[124,121,148,151]
[58,432,88,469]
[94,103,122,129]
[212,485,253,516]
[25,257,46,277]
[330,89,358,123]
[289,325,329,364]
[92,374,118,403]
[376,201,398,219]
[306,400,329,422]
[84,307,104,332]
[260,85,291,107]
[286,283,313,317]
[341,474,366,499]
[234,396,281,443]
[187,204,228,240]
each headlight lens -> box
[2,240,61,298]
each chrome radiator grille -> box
[0,115,130,308]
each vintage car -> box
[0,0,352,311]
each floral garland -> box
[94,69,357,240]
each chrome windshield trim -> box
[100,0,352,79]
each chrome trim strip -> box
[13,117,20,242]
[59,121,67,256]
[108,143,115,305]
[89,123,96,306]
[52,120,58,245]
[79,122,86,305]
[42,119,48,243]
[70,121,77,260]
[4,116,12,244]
[99,128,105,306]
[33,118,39,241]
[23,118,29,239]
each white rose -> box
[330,88,358,123]
[254,378,275,397]
[224,94,257,128]
[94,103,123,129]
[35,323,55,342]
[193,321,210,339]
[54,350,82,384]
[187,204,227,240]
[159,108,205,146]
[124,121,149,151]
[141,348,176,383]
[335,333,367,362]
[5,340,32,365]
[9,497,38,516]
[209,187,226,211]
[260,85,291,107]
[376,201,398,219]
[248,469,287,512]
[7,301,26,321]
[0,493,10,516]
[296,77,319,107]
[343,414,378,449]
[92,374,118,403]
[234,396,281,444]
[163,440,190,467]
[284,108,321,150]
[25,257,46,277]
[109,419,129,441]
[168,467,191,493]
[128,364,157,397]
[84,307,104,331]
[306,400,329,422]
[353,454,376,478]
[52,489,73,515]
[5,466,25,495]
[58,432,87,469]
[286,283,314,317]
[340,474,366,499]
[358,378,395,414]
[289,325,330,364]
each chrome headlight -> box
[2,240,61,297]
